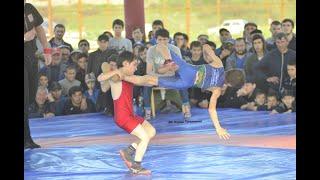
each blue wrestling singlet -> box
[158,51,225,90]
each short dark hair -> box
[112,19,124,28]
[77,53,88,61]
[98,34,109,42]
[288,58,296,66]
[271,20,281,26]
[152,20,164,27]
[255,90,266,98]
[68,86,82,97]
[38,72,47,78]
[54,24,65,30]
[282,18,295,28]
[107,54,119,63]
[197,34,209,39]
[132,26,142,32]
[225,69,246,88]
[138,46,146,53]
[190,41,202,49]
[267,92,278,100]
[117,51,135,68]
[103,31,113,38]
[252,34,266,53]
[78,39,90,47]
[155,28,170,39]
[219,28,230,35]
[66,65,77,72]
[182,33,189,42]
[49,81,62,91]
[235,37,245,43]
[281,90,295,98]
[275,32,288,41]
[244,22,258,29]
[205,41,217,49]
[173,32,184,40]
[250,29,263,35]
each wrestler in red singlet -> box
[113,81,144,133]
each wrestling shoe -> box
[130,162,151,175]
[119,148,134,169]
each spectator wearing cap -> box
[78,39,90,55]
[70,49,82,65]
[87,34,117,81]
[83,73,99,105]
[48,82,66,116]
[62,86,96,115]
[266,20,282,51]
[130,27,146,46]
[215,28,232,56]
[282,18,296,51]
[49,24,73,51]
[243,22,258,51]
[75,53,88,91]
[245,34,268,91]
[59,45,72,66]
[254,32,296,94]
[39,47,67,85]
[225,37,252,71]
[109,19,133,52]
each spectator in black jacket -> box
[282,18,296,51]
[254,32,296,94]
[29,86,55,118]
[78,39,90,55]
[271,91,296,114]
[281,58,296,97]
[266,93,279,111]
[240,90,267,111]
[75,53,88,91]
[62,86,96,115]
[49,24,73,51]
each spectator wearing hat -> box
[78,39,90,55]
[130,27,146,46]
[48,82,66,116]
[62,86,96,115]
[84,73,100,105]
[39,47,67,85]
[87,34,117,80]
[49,24,73,51]
[59,65,81,97]
[225,38,252,71]
[75,53,88,91]
[215,28,233,56]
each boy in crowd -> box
[48,82,66,116]
[109,19,132,52]
[281,58,296,97]
[131,27,145,46]
[84,73,100,105]
[240,90,267,111]
[59,65,81,97]
[271,91,296,114]
[38,73,49,88]
[75,53,88,91]
[266,93,279,111]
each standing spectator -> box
[39,47,67,84]
[281,58,296,97]
[215,28,232,56]
[87,34,116,80]
[243,22,258,51]
[75,53,88,91]
[59,65,81,97]
[244,34,267,90]
[38,73,49,88]
[130,27,145,46]
[254,32,296,94]
[49,24,73,51]
[109,19,132,52]
[266,20,282,51]
[282,18,296,51]
[59,45,72,66]
[225,38,252,71]
[28,86,55,118]
[84,73,100,105]
[63,86,96,115]
[78,39,90,55]
[197,34,209,45]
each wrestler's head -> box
[225,69,246,88]
[155,28,170,46]
[117,51,138,76]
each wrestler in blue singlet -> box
[158,51,225,90]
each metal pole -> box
[78,0,83,40]
[48,0,53,38]
[186,0,191,37]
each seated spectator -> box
[84,73,99,105]
[217,84,242,108]
[78,39,90,55]
[70,50,82,65]
[133,42,144,57]
[254,32,296,94]
[39,47,67,84]
[49,24,73,51]
[109,19,132,52]
[28,86,55,118]
[75,53,88,91]
[48,82,66,116]
[88,34,117,80]
[59,65,81,97]
[102,31,113,39]
[282,18,296,51]
[225,38,252,71]
[245,34,267,90]
[130,27,145,46]
[62,86,96,115]
[197,34,209,45]
[59,45,72,66]
[266,93,279,111]
[271,91,296,114]
[266,20,282,51]
[38,73,48,88]
[145,41,153,49]
[281,58,296,97]
[240,90,267,111]
[215,28,232,56]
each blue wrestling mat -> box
[25,108,296,180]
